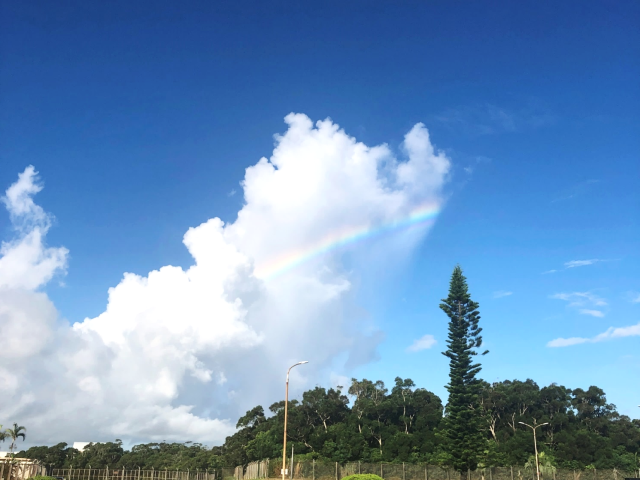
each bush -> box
[342,475,384,480]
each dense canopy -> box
[18,378,640,471]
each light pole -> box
[282,361,308,480]
[519,420,549,480]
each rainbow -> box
[254,202,441,280]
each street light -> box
[519,420,549,480]
[282,361,308,480]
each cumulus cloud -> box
[0,166,68,290]
[407,334,437,352]
[547,321,640,347]
[493,290,512,299]
[579,309,605,318]
[0,114,451,445]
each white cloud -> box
[547,337,589,347]
[0,114,451,445]
[0,166,68,290]
[493,290,513,299]
[564,259,600,268]
[551,291,607,308]
[631,293,640,303]
[407,334,437,352]
[547,321,640,347]
[541,269,557,274]
[579,309,605,318]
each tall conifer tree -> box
[440,265,488,473]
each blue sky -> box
[0,1,638,444]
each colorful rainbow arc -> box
[253,202,441,280]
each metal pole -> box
[281,362,307,480]
[282,374,290,480]
[533,426,540,480]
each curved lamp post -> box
[519,420,549,480]
[282,361,308,480]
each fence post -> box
[468,469,471,480]
[403,463,405,480]
[335,462,338,480]
[381,464,383,479]
[312,460,315,480]
[489,468,492,480]
[510,467,513,480]
[425,465,428,480]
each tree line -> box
[14,267,640,472]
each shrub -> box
[342,475,384,480]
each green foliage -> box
[5,423,27,456]
[342,475,384,480]
[10,266,640,471]
[28,476,58,480]
[18,442,224,471]
[440,266,487,472]
[13,379,640,471]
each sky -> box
[0,0,639,447]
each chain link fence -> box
[46,464,640,480]
[227,461,640,480]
